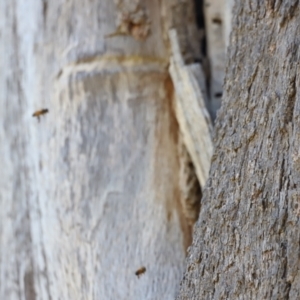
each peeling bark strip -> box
[169,29,213,188]
[177,1,300,299]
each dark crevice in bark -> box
[193,0,213,122]
[24,269,37,300]
[286,75,297,124]
[178,137,202,240]
[193,0,207,57]
[279,158,285,192]
[286,282,292,299]
[43,0,48,27]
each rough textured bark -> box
[177,1,300,299]
[0,0,208,299]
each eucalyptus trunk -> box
[177,1,300,299]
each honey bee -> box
[135,266,146,278]
[32,109,49,121]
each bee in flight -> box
[135,266,146,278]
[32,108,49,121]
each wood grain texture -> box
[169,29,213,188]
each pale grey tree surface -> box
[177,1,300,299]
[0,0,212,299]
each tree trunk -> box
[177,1,300,299]
[0,1,211,299]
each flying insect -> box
[32,109,49,121]
[135,267,146,278]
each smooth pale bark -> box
[0,1,207,299]
[177,1,300,299]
